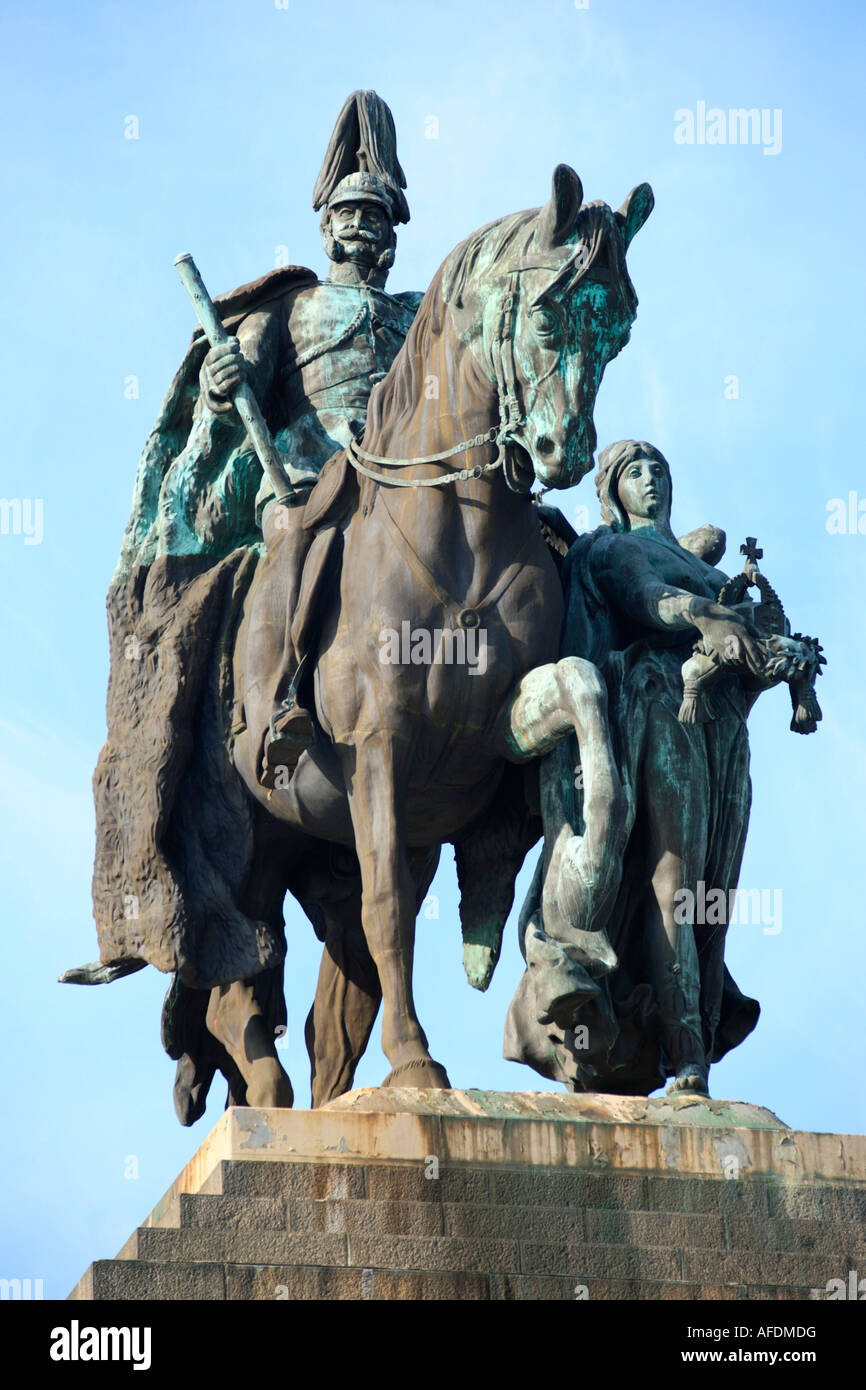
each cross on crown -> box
[740,536,763,568]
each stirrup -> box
[261,695,314,789]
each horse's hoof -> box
[463,941,497,992]
[381,1058,451,1089]
[666,1068,709,1097]
[246,1064,294,1110]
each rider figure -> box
[200,93,421,785]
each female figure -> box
[507,440,768,1096]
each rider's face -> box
[617,457,670,525]
[329,201,391,264]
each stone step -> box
[724,1213,866,1257]
[201,1157,865,1220]
[680,1246,861,1288]
[68,1260,226,1301]
[766,1185,866,1222]
[487,1274,827,1301]
[517,1237,854,1287]
[118,1226,348,1266]
[153,1193,288,1232]
[113,1215,859,1291]
[197,1156,866,1228]
[198,1157,481,1203]
[68,1093,866,1302]
[150,1181,866,1257]
[68,1257,831,1302]
[227,1263,489,1300]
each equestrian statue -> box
[62,91,822,1121]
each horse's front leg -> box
[340,733,451,1089]
[498,657,628,946]
[493,657,628,1036]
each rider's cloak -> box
[91,265,317,991]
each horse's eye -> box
[531,305,562,345]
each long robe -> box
[505,526,760,1094]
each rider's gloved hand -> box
[201,338,247,414]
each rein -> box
[348,428,504,488]
[347,272,526,491]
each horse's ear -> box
[616,183,654,248]
[536,164,583,248]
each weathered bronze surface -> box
[64,91,822,1122]
[505,441,824,1097]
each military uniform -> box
[220,170,420,784]
[200,278,421,520]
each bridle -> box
[345,237,596,495]
[347,271,528,490]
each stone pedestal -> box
[68,1090,866,1300]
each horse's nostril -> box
[536,436,555,456]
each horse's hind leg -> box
[163,975,248,1126]
[341,735,451,1089]
[206,978,294,1109]
[306,905,382,1108]
[203,807,296,1109]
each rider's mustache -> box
[337,228,380,243]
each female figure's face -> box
[617,455,670,526]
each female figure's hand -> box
[689,598,762,669]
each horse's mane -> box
[365,200,632,449]
[440,209,539,310]
[364,210,538,447]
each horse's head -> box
[444,165,653,491]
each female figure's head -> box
[596,440,673,533]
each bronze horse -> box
[206,166,654,1105]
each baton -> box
[174,252,297,503]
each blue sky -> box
[1,0,864,1298]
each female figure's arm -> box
[593,535,761,667]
